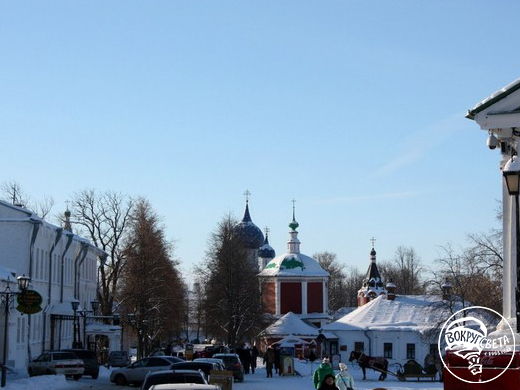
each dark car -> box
[108,350,131,368]
[212,353,244,382]
[141,369,207,390]
[169,362,221,381]
[61,349,99,379]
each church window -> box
[383,343,393,358]
[407,343,415,359]
[354,342,364,352]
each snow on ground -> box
[235,359,443,390]
[4,366,113,390]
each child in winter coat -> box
[313,358,334,389]
[318,374,339,390]
[335,363,355,390]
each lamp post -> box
[0,275,30,387]
[71,299,80,348]
[503,155,520,333]
[77,300,99,350]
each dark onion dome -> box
[258,234,276,259]
[234,202,264,249]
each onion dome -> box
[258,229,276,259]
[234,201,264,249]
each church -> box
[232,198,331,352]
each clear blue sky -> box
[1,1,518,281]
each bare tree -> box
[428,240,502,313]
[1,180,30,207]
[1,180,55,219]
[70,190,134,316]
[313,252,349,311]
[343,266,365,307]
[379,246,425,294]
[34,196,55,219]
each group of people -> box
[313,358,355,390]
[236,345,260,374]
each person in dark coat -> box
[241,347,252,374]
[318,374,339,390]
[274,345,281,375]
[264,347,275,378]
[251,345,259,374]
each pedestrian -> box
[274,345,281,375]
[251,345,259,374]
[335,363,355,390]
[264,347,275,378]
[313,357,334,389]
[318,374,339,390]
[242,347,252,374]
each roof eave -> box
[467,78,520,121]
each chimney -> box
[386,281,396,301]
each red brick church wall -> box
[262,282,275,314]
[281,282,302,314]
[307,282,323,313]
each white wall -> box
[0,202,101,374]
[336,329,436,367]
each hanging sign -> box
[16,290,43,314]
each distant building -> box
[0,200,116,373]
[357,246,387,306]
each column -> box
[302,280,308,315]
[275,280,281,316]
[323,280,328,314]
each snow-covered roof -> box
[258,253,329,278]
[467,77,520,119]
[273,336,310,347]
[262,312,319,337]
[322,295,465,333]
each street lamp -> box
[71,299,81,348]
[0,274,31,387]
[503,155,520,333]
[77,300,100,350]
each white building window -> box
[407,343,415,360]
[384,343,393,359]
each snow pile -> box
[262,312,319,337]
[4,375,70,390]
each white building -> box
[321,293,461,366]
[0,200,107,373]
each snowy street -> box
[4,360,444,390]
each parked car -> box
[61,349,99,379]
[212,353,244,382]
[192,358,225,370]
[149,385,220,390]
[28,351,84,379]
[141,369,207,390]
[110,356,184,386]
[169,362,221,382]
[108,350,131,367]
